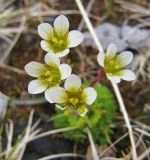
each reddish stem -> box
[90,68,105,86]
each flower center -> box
[65,89,87,109]
[47,30,69,53]
[104,56,123,76]
[38,64,61,88]
[69,97,79,105]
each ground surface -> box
[0,0,150,159]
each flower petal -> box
[56,49,70,58]
[59,64,72,80]
[116,51,133,66]
[77,106,88,117]
[40,40,52,52]
[44,53,60,66]
[120,69,136,81]
[28,80,48,94]
[64,74,81,91]
[45,87,67,103]
[83,87,97,105]
[107,74,121,83]
[25,62,44,77]
[106,43,117,59]
[38,23,53,40]
[54,15,69,36]
[68,30,84,48]
[97,52,105,67]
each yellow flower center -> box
[57,88,90,116]
[38,64,61,88]
[64,89,87,110]
[47,30,69,53]
[104,56,123,76]
[69,97,79,105]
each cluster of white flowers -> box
[25,15,135,117]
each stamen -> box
[104,56,123,75]
[38,65,61,88]
[52,37,57,43]
[47,34,69,53]
[69,98,79,105]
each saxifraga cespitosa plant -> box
[53,83,117,145]
[25,15,135,117]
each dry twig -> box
[38,153,85,160]
[75,0,137,159]
[86,128,99,160]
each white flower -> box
[38,15,84,57]
[45,74,97,117]
[25,53,72,94]
[97,43,136,83]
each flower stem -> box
[90,68,105,86]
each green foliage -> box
[53,83,117,145]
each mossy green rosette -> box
[53,83,117,145]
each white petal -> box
[83,87,97,105]
[68,30,84,48]
[28,80,48,94]
[45,87,67,103]
[59,64,72,80]
[45,90,54,103]
[25,62,44,77]
[38,23,53,40]
[107,74,121,83]
[78,106,88,117]
[56,49,70,58]
[40,40,52,52]
[106,43,117,59]
[54,15,69,36]
[117,51,133,66]
[45,53,60,66]
[64,74,81,91]
[120,69,136,81]
[97,52,105,67]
